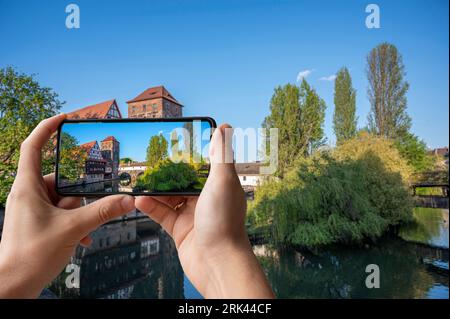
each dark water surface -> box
[43,208,449,299]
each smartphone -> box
[55,117,216,196]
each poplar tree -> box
[366,43,411,139]
[262,79,326,177]
[333,67,357,144]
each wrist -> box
[202,237,275,299]
[0,250,44,298]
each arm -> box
[135,124,275,299]
[0,114,135,298]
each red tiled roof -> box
[126,86,182,106]
[67,99,121,119]
[79,141,97,152]
[102,136,117,142]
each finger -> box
[71,195,135,235]
[150,196,186,209]
[43,173,81,209]
[135,196,178,235]
[43,173,60,204]
[18,113,67,179]
[80,235,93,247]
[57,196,82,210]
[209,123,237,174]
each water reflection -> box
[255,239,448,299]
[400,208,449,248]
[50,218,184,299]
[46,209,448,299]
[58,179,134,194]
[60,177,201,194]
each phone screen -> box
[56,118,215,196]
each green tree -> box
[298,79,326,154]
[58,132,86,182]
[367,43,411,139]
[0,67,63,206]
[263,83,300,177]
[394,132,434,172]
[120,157,134,164]
[262,79,326,177]
[333,67,357,144]
[137,159,199,192]
[146,134,168,167]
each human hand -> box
[0,114,135,298]
[135,124,274,298]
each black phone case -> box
[55,117,217,197]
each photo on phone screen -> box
[56,118,216,195]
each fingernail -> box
[121,195,135,211]
[219,124,232,134]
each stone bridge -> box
[411,170,449,209]
[118,162,147,186]
[411,170,449,196]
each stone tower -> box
[126,86,182,118]
[100,136,120,179]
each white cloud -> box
[319,74,337,82]
[296,69,313,82]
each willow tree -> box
[366,43,411,139]
[333,67,357,144]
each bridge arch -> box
[119,172,132,186]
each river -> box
[39,208,448,299]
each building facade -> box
[80,141,106,183]
[101,136,120,179]
[127,86,183,118]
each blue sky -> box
[0,0,448,150]
[61,121,212,162]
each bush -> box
[249,133,414,248]
[137,160,199,192]
[333,131,413,182]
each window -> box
[99,239,103,247]
[243,176,246,181]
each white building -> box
[235,162,266,187]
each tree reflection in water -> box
[399,208,449,248]
[255,238,448,299]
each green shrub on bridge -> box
[136,159,199,192]
[249,133,414,248]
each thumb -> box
[209,124,235,175]
[72,195,135,235]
